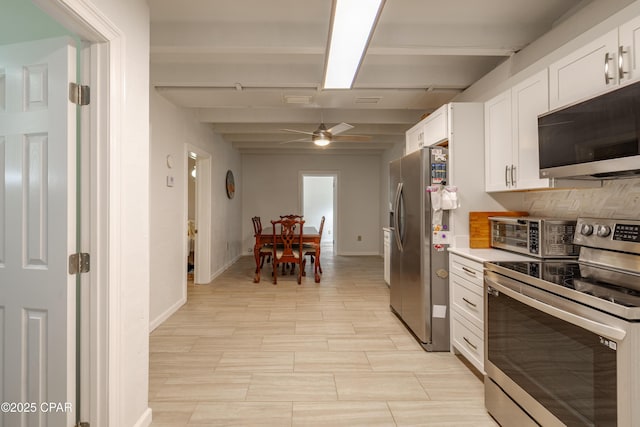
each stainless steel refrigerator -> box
[389,147,450,351]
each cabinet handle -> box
[619,45,629,80]
[605,52,615,84]
[461,266,476,277]
[463,336,478,350]
[510,164,516,187]
[505,165,510,187]
[462,297,477,308]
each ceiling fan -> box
[281,122,371,146]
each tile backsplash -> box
[523,177,640,220]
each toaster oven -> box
[489,216,578,258]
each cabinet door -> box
[549,29,618,110]
[619,15,640,85]
[405,123,424,154]
[423,105,448,146]
[484,90,513,192]
[512,69,550,190]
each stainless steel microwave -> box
[538,81,640,180]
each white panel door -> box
[0,37,76,427]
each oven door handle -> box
[486,277,627,341]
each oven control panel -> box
[575,217,640,255]
[613,223,640,243]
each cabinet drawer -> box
[452,316,484,373]
[451,274,483,328]
[450,255,483,287]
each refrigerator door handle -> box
[393,182,404,252]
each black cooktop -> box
[489,261,640,310]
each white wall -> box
[81,1,151,425]
[242,153,381,256]
[150,88,242,329]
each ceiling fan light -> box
[314,135,331,146]
[323,0,385,89]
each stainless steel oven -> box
[484,217,640,427]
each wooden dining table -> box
[253,226,321,283]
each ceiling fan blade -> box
[279,137,311,145]
[332,135,372,142]
[327,122,354,135]
[281,128,315,135]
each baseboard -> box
[208,253,242,283]
[338,251,381,256]
[132,407,152,427]
[149,295,186,332]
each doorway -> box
[185,144,212,285]
[187,153,197,282]
[301,173,337,253]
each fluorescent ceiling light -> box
[323,0,385,89]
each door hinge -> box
[76,422,90,427]
[69,253,90,274]
[69,82,90,106]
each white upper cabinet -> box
[423,105,448,146]
[512,70,550,190]
[618,14,640,85]
[405,104,448,154]
[550,14,640,110]
[549,30,618,110]
[485,70,550,191]
[484,90,513,191]
[405,121,424,154]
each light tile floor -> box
[149,249,499,426]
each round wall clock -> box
[225,170,235,199]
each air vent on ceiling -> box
[284,95,312,104]
[355,97,382,104]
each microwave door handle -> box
[486,277,627,341]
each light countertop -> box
[448,247,537,263]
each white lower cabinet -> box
[449,253,485,373]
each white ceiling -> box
[149,0,590,153]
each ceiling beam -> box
[197,108,424,124]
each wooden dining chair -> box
[279,214,303,220]
[271,217,305,284]
[303,216,325,276]
[251,216,272,273]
